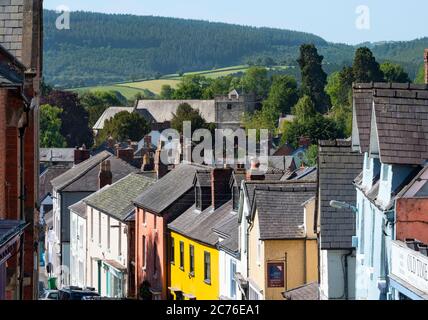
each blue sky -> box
[44,0,427,45]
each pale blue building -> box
[351,83,428,300]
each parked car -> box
[40,290,59,300]
[58,286,100,300]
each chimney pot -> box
[246,158,265,181]
[98,159,112,189]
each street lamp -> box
[329,200,358,214]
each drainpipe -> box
[344,250,353,300]
[17,89,31,300]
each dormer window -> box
[195,187,202,210]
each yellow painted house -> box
[169,231,220,300]
[167,169,236,300]
[247,182,318,300]
[168,201,235,300]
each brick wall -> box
[0,0,24,60]
[0,89,6,219]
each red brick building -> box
[396,166,428,244]
[0,0,43,299]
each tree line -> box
[40,44,416,166]
[43,10,427,89]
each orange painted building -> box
[133,163,208,299]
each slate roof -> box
[282,166,317,181]
[69,201,87,219]
[134,163,210,214]
[84,173,155,221]
[283,282,319,300]
[352,83,375,153]
[51,151,139,192]
[195,170,211,187]
[135,100,216,123]
[397,165,428,198]
[39,165,71,200]
[93,107,134,130]
[318,139,363,250]
[268,156,295,171]
[352,82,428,159]
[40,148,75,163]
[0,220,27,247]
[251,182,316,240]
[213,212,239,255]
[371,86,428,165]
[168,201,234,247]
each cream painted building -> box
[247,182,318,300]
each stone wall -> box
[0,0,24,60]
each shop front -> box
[101,260,127,298]
[389,240,428,300]
[0,220,28,300]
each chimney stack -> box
[117,147,134,164]
[154,140,169,180]
[211,167,233,210]
[144,135,152,148]
[107,136,115,149]
[141,153,153,172]
[98,160,112,189]
[246,158,265,181]
[424,49,428,84]
[74,145,90,165]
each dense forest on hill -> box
[43,10,428,88]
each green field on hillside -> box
[72,65,292,99]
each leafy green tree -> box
[40,104,67,148]
[305,144,318,166]
[415,64,425,84]
[160,84,175,99]
[292,95,316,123]
[100,111,150,142]
[281,113,343,148]
[297,44,331,113]
[240,66,271,98]
[352,47,384,83]
[202,76,234,99]
[264,75,299,115]
[80,90,126,127]
[380,61,410,83]
[170,103,208,134]
[173,75,212,99]
[326,66,354,108]
[41,90,94,148]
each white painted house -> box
[69,201,87,289]
[215,184,241,300]
[83,173,155,298]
